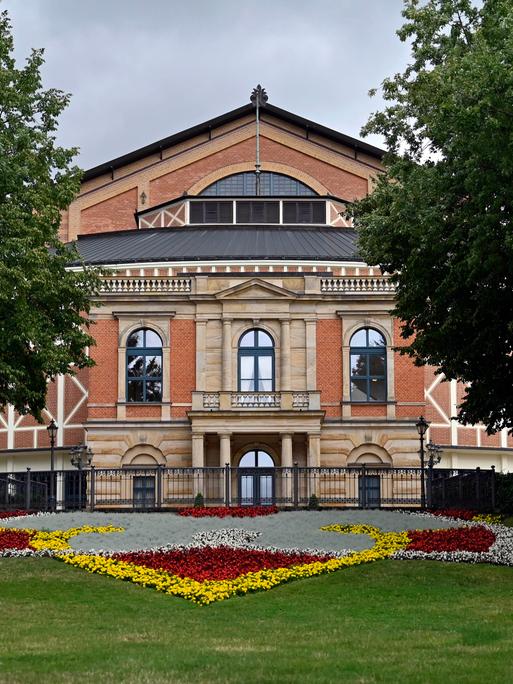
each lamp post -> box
[70,444,93,510]
[46,419,58,511]
[416,415,430,509]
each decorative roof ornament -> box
[250,84,268,108]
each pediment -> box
[215,278,297,300]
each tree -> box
[0,11,99,420]
[349,0,513,433]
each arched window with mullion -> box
[126,328,163,402]
[350,328,386,402]
[238,329,275,392]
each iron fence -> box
[0,465,497,512]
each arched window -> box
[350,328,386,402]
[238,329,275,392]
[126,328,163,402]
[239,450,275,467]
[201,171,317,196]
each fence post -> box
[491,465,496,510]
[156,465,163,509]
[25,468,31,511]
[427,464,433,509]
[293,462,299,509]
[224,463,231,507]
[361,465,367,509]
[475,467,481,510]
[89,466,95,512]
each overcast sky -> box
[3,0,410,170]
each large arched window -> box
[201,171,317,196]
[238,329,275,391]
[126,328,163,402]
[350,328,386,402]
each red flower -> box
[113,546,331,581]
[0,510,31,520]
[428,509,477,521]
[179,506,279,518]
[0,529,33,550]
[406,526,495,553]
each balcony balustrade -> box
[191,391,321,411]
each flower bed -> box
[428,508,502,524]
[0,510,33,520]
[179,505,279,518]
[112,546,333,581]
[2,512,512,605]
[58,524,410,605]
[405,525,495,553]
[0,524,123,557]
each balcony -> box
[191,391,321,412]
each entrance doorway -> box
[238,450,275,506]
[359,474,381,508]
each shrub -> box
[307,494,320,510]
[193,493,205,508]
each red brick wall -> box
[317,319,342,418]
[80,187,138,234]
[393,319,425,416]
[88,320,118,411]
[170,319,195,418]
[351,405,387,417]
[126,406,161,419]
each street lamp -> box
[70,444,93,510]
[46,419,58,511]
[426,441,443,469]
[416,415,430,509]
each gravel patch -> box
[2,510,460,554]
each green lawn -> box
[1,558,513,683]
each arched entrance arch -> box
[347,444,392,509]
[238,449,275,506]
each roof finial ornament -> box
[250,84,268,108]
[250,86,268,196]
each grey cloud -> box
[3,0,409,169]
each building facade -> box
[1,93,512,503]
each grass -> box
[1,558,513,683]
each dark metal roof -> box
[71,226,361,265]
[83,103,385,182]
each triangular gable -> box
[215,278,297,300]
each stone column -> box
[219,433,231,467]
[307,432,321,497]
[281,433,293,468]
[191,432,205,497]
[305,319,317,391]
[281,433,293,504]
[219,433,232,505]
[195,320,207,391]
[280,319,291,390]
[191,433,205,468]
[307,433,321,467]
[222,318,232,391]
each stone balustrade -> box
[100,277,192,294]
[191,391,321,412]
[320,276,394,294]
